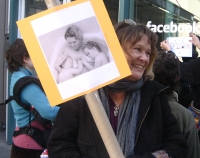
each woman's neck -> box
[108,91,126,107]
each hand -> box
[80,58,87,65]
[189,33,200,49]
[75,56,80,61]
[160,40,171,51]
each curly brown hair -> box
[153,51,180,94]
[5,38,29,73]
[64,25,83,41]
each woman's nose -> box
[139,52,148,61]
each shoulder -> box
[11,70,29,82]
[168,99,196,132]
[168,97,194,119]
[180,57,200,68]
[18,77,42,91]
[168,99,189,114]
[56,96,90,119]
[141,80,167,96]
[59,96,87,111]
[139,80,169,114]
[10,70,32,91]
[96,52,106,59]
[19,77,45,101]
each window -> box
[25,0,118,25]
[133,0,194,47]
[25,0,47,16]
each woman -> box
[47,20,187,158]
[54,25,88,74]
[5,39,60,158]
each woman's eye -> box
[134,48,140,53]
[146,52,151,56]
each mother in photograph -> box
[54,25,93,82]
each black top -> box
[180,57,200,109]
[47,80,187,158]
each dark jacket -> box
[179,57,200,109]
[167,92,200,158]
[47,80,187,158]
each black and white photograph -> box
[38,16,112,84]
[29,1,120,100]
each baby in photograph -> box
[81,41,109,70]
[58,56,83,83]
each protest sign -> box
[17,1,130,157]
[17,0,131,106]
[166,37,192,57]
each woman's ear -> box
[23,56,28,64]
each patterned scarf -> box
[98,78,144,157]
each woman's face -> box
[66,37,82,50]
[23,56,35,71]
[83,47,98,60]
[124,35,151,81]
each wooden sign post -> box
[44,0,124,157]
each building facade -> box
[3,0,200,144]
[0,0,9,134]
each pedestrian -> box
[153,51,200,158]
[5,38,60,158]
[47,20,187,158]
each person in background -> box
[160,39,194,108]
[47,20,187,158]
[160,34,200,131]
[190,33,200,50]
[5,39,60,158]
[153,51,200,158]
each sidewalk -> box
[0,131,11,158]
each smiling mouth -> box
[133,64,144,69]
